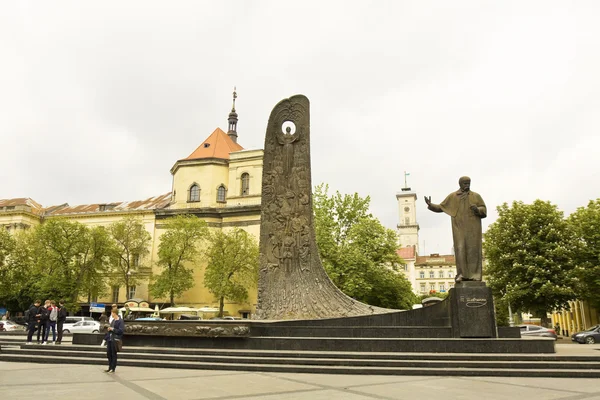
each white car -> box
[62,320,101,334]
[0,320,26,331]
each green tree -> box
[108,216,151,299]
[204,228,259,317]
[568,199,600,310]
[150,215,208,305]
[79,226,115,303]
[483,200,577,324]
[313,184,416,308]
[31,219,90,304]
[0,228,18,309]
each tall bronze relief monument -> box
[256,95,385,320]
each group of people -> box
[24,300,125,373]
[25,299,67,345]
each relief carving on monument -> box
[256,95,387,320]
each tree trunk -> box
[170,292,174,307]
[256,95,387,320]
[219,296,225,318]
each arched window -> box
[217,185,227,203]
[189,184,200,202]
[241,173,250,196]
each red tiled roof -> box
[396,246,416,260]
[183,128,244,161]
[0,198,43,214]
[46,193,172,216]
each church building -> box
[0,90,263,318]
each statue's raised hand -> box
[424,196,432,206]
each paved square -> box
[3,361,600,400]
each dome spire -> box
[227,87,238,143]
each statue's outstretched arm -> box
[424,196,443,213]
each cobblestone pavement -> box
[2,342,600,400]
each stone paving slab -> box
[3,361,600,400]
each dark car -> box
[518,324,558,340]
[571,325,600,344]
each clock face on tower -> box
[404,207,410,212]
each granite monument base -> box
[449,282,497,338]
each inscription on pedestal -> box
[450,284,497,338]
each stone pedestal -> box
[449,282,498,338]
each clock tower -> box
[396,186,419,253]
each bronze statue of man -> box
[424,176,486,283]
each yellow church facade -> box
[0,101,264,318]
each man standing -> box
[36,300,50,344]
[425,176,487,282]
[25,300,41,345]
[56,300,67,345]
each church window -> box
[241,173,250,196]
[189,184,200,202]
[217,185,227,203]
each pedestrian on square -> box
[36,300,50,344]
[104,310,124,373]
[45,300,58,344]
[101,305,118,347]
[26,300,41,345]
[56,300,67,345]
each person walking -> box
[104,310,124,373]
[56,300,67,345]
[45,300,58,344]
[36,300,50,344]
[26,300,41,345]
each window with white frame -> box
[128,286,136,300]
[420,283,426,292]
[241,173,250,196]
[189,184,200,202]
[217,185,227,203]
[429,271,435,278]
[419,271,425,279]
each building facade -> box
[414,254,457,295]
[0,97,264,318]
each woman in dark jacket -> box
[104,310,124,373]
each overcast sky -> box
[1,1,599,254]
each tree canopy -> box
[568,199,600,310]
[313,184,417,309]
[203,228,259,317]
[483,200,577,321]
[108,216,151,298]
[150,215,208,305]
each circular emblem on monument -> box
[404,207,410,212]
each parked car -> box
[62,317,97,334]
[62,320,101,334]
[571,325,600,344]
[518,325,557,340]
[0,320,27,331]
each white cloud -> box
[1,0,599,253]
